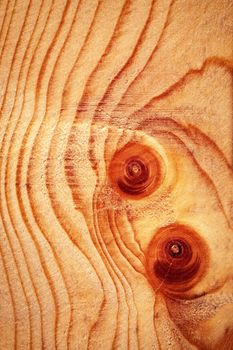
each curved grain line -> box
[142,57,233,110]
[38,1,88,343]
[87,0,156,167]
[0,218,16,349]
[43,0,97,345]
[62,1,157,344]
[91,189,129,349]
[0,0,16,62]
[89,0,172,132]
[97,125,146,264]
[109,210,142,348]
[83,126,126,347]
[9,4,59,340]
[85,0,163,172]
[128,57,233,128]
[126,212,145,256]
[19,1,124,348]
[24,1,81,346]
[57,0,101,109]
[10,2,63,348]
[153,299,162,350]
[88,132,139,346]
[0,208,31,348]
[13,0,78,348]
[26,1,123,347]
[90,121,155,346]
[0,1,31,141]
[0,0,8,34]
[99,124,147,263]
[114,210,145,268]
[73,0,153,157]
[0,0,11,57]
[62,0,126,120]
[0,1,42,347]
[111,0,175,116]
[84,0,153,99]
[0,0,28,115]
[0,1,66,348]
[3,2,51,348]
[24,0,141,346]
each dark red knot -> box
[108,142,164,199]
[146,224,209,298]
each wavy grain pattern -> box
[0,0,232,349]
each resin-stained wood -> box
[0,0,233,349]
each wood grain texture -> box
[0,0,232,349]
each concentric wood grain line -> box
[0,0,78,348]
[0,0,47,348]
[89,0,173,130]
[2,2,54,349]
[0,1,232,349]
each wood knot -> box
[108,142,164,199]
[146,223,209,298]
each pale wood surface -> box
[0,0,233,349]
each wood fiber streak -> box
[0,1,232,350]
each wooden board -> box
[0,0,233,349]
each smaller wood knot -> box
[108,142,164,199]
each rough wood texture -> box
[0,0,233,349]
